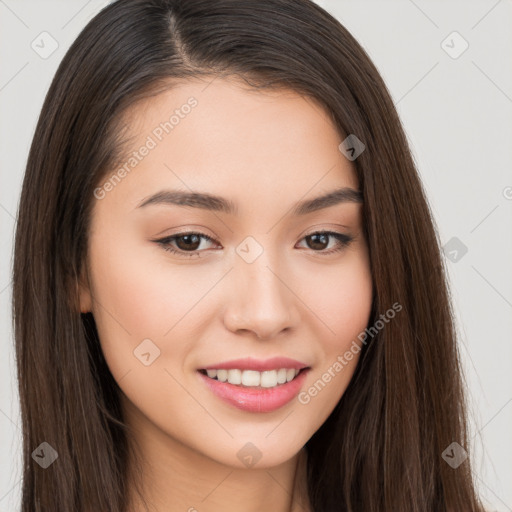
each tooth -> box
[260,370,278,388]
[241,370,260,387]
[217,369,228,382]
[207,368,301,387]
[276,368,287,384]
[227,369,242,385]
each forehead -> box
[99,76,359,215]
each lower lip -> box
[197,369,310,413]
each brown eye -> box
[306,233,330,250]
[174,234,202,251]
[153,232,218,257]
[298,231,354,255]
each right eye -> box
[153,231,220,258]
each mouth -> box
[197,365,311,413]
[198,367,309,389]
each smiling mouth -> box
[198,367,309,389]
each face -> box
[80,77,373,469]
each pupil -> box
[309,233,327,250]
[178,234,200,251]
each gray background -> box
[1,0,511,510]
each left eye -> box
[297,231,353,254]
[153,230,353,258]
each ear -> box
[77,266,93,314]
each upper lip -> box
[200,357,310,372]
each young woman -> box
[12,0,486,511]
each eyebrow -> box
[136,186,363,216]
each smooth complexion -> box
[79,77,373,512]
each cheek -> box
[86,232,219,380]
[295,249,372,419]
[87,236,195,335]
[303,250,373,351]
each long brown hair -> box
[12,0,485,510]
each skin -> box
[79,76,373,512]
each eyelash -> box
[153,230,354,258]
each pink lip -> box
[198,368,310,413]
[201,356,309,372]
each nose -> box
[223,252,300,340]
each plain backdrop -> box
[1,0,511,510]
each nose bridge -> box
[224,238,298,338]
